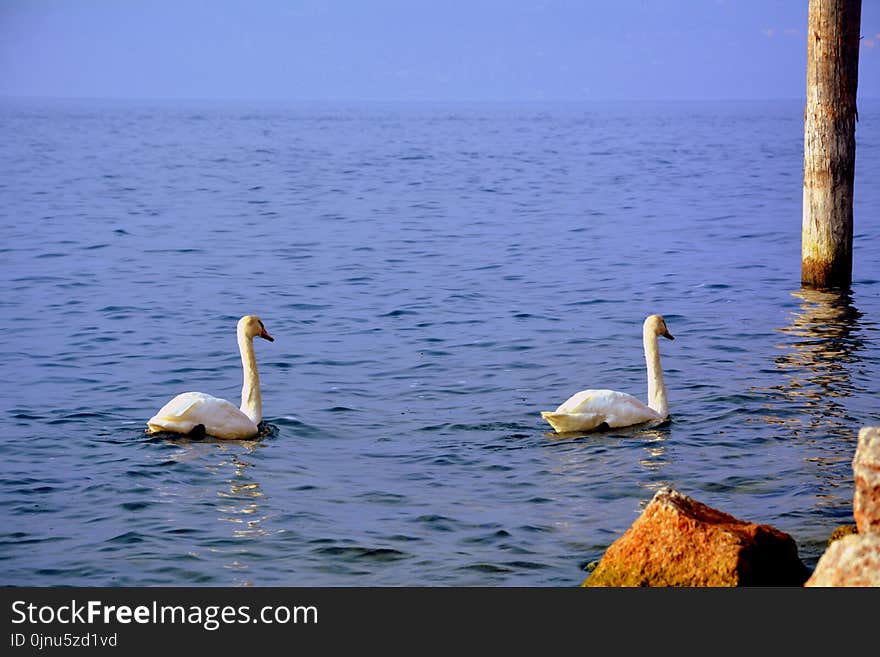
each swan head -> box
[644,314,674,341]
[238,315,274,342]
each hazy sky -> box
[1,0,878,102]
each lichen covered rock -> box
[583,487,810,587]
[853,426,880,535]
[805,427,880,586]
[805,533,880,587]
[827,525,858,545]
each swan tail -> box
[146,392,205,435]
[146,418,199,435]
[541,411,606,434]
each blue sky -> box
[1,0,878,101]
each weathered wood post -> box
[802,0,861,289]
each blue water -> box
[1,97,878,586]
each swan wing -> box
[541,389,662,432]
[147,391,259,440]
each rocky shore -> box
[581,426,880,587]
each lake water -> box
[1,97,878,586]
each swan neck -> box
[238,329,262,424]
[644,329,668,418]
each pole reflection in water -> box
[766,287,871,520]
[770,287,865,435]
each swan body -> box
[147,391,262,440]
[541,314,674,434]
[147,315,274,440]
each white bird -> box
[541,314,675,434]
[146,315,274,440]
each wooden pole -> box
[802,0,861,289]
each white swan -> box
[146,315,274,440]
[540,314,674,434]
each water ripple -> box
[1,98,879,585]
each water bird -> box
[541,314,674,434]
[146,315,274,439]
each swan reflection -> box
[543,424,672,482]
[214,449,269,540]
[637,428,671,473]
[538,423,673,534]
[162,436,271,583]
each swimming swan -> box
[540,314,674,434]
[146,315,274,439]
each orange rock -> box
[583,487,810,587]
